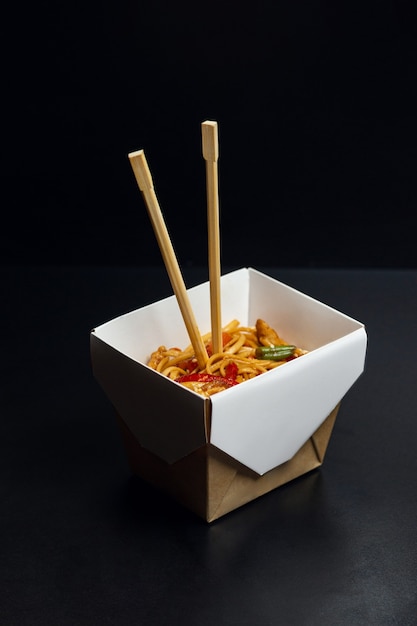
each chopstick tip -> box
[202,121,219,161]
[128,148,144,160]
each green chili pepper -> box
[255,345,296,361]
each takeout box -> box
[91,267,367,522]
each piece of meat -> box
[148,346,166,369]
[256,319,284,347]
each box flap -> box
[210,327,366,475]
[207,268,367,474]
[91,333,209,463]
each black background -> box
[3,0,417,269]
[3,3,417,620]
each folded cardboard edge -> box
[91,332,211,464]
[115,404,340,522]
[207,403,340,522]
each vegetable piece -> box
[175,372,238,387]
[177,358,198,372]
[224,361,238,380]
[206,332,233,357]
[255,345,296,361]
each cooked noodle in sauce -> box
[147,318,307,397]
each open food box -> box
[91,267,367,522]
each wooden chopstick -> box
[128,149,209,369]
[202,120,222,355]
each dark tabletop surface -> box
[2,265,417,626]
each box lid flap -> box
[91,333,209,463]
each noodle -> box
[147,319,307,397]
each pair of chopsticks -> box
[128,121,221,369]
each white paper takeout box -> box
[91,268,367,521]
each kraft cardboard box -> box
[91,268,367,522]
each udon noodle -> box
[147,318,307,397]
